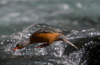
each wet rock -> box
[82,37,100,65]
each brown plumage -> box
[12,28,78,51]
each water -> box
[0,0,100,65]
[0,24,100,65]
[1,0,100,35]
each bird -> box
[12,28,78,51]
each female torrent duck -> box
[12,28,78,51]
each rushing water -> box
[1,0,100,35]
[0,0,100,65]
[0,24,100,65]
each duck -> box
[12,28,78,51]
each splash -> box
[1,24,100,65]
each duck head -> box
[12,40,30,51]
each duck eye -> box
[16,44,19,47]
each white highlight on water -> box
[76,2,82,8]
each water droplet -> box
[1,42,3,44]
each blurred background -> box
[0,0,100,35]
[0,0,100,36]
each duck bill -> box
[12,47,19,51]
